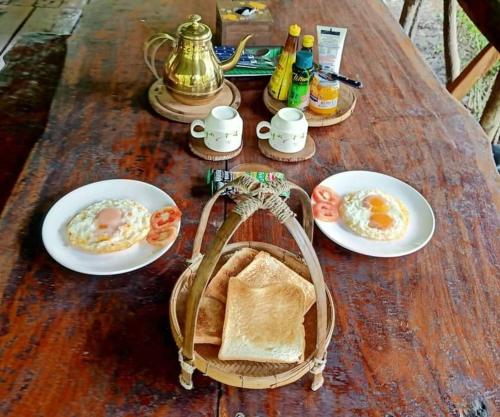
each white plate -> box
[42,179,180,275]
[313,171,435,257]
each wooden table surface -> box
[0,0,499,416]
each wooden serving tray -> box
[263,84,356,127]
[148,79,241,123]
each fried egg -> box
[66,199,150,253]
[339,190,409,240]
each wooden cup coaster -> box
[189,137,242,161]
[148,79,241,124]
[258,134,316,162]
[263,84,356,127]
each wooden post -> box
[444,0,460,84]
[399,0,423,40]
[480,72,500,143]
[447,44,500,100]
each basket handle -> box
[180,176,329,391]
[190,180,314,262]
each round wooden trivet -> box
[148,79,241,124]
[188,137,242,161]
[257,134,316,162]
[262,84,356,127]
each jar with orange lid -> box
[309,72,340,116]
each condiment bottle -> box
[301,35,314,52]
[287,51,313,109]
[268,24,301,101]
[301,34,316,73]
[309,73,340,115]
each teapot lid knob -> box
[189,14,201,25]
[180,14,211,40]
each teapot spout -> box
[219,34,253,71]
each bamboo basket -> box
[169,175,335,390]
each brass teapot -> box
[144,14,252,104]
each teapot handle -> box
[143,33,176,81]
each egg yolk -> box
[95,208,123,238]
[369,213,394,230]
[363,195,390,213]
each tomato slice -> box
[312,185,341,206]
[147,225,178,247]
[151,206,182,230]
[313,201,339,222]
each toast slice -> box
[194,296,225,345]
[205,248,259,303]
[235,251,316,313]
[218,278,306,363]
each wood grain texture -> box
[0,32,67,211]
[0,0,499,416]
[226,0,499,416]
[0,5,32,52]
[7,0,38,6]
[17,4,81,34]
[0,1,224,416]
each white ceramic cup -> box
[190,106,243,153]
[256,107,308,153]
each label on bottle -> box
[288,69,311,109]
[309,74,339,114]
[269,53,295,101]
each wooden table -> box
[0,0,498,416]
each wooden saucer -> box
[258,135,316,162]
[263,84,356,127]
[188,137,242,161]
[149,80,241,124]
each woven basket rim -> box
[169,241,335,389]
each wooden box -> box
[215,0,273,46]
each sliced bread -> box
[194,296,225,345]
[205,248,259,303]
[235,251,316,313]
[218,278,306,363]
[194,248,258,346]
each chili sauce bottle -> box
[287,50,313,109]
[268,24,301,101]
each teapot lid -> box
[178,14,212,41]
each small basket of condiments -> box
[263,24,361,126]
[169,175,335,390]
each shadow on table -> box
[0,33,68,212]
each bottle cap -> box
[289,24,301,37]
[302,35,314,48]
[295,50,313,69]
